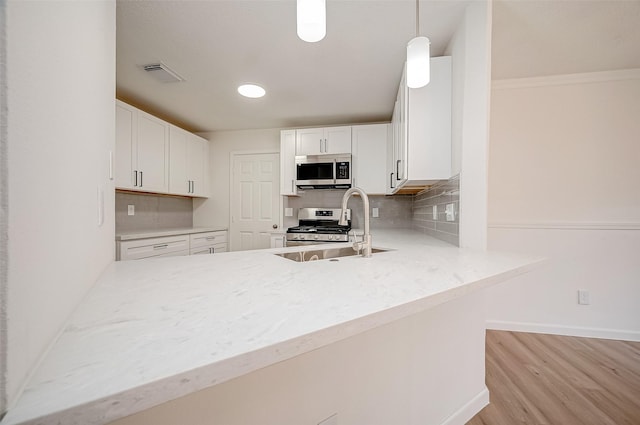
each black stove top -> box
[287,224,351,235]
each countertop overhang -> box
[2,230,543,425]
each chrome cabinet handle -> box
[291,179,295,193]
[134,170,138,187]
[192,180,195,194]
[153,244,168,250]
[140,171,143,187]
[206,236,216,241]
[390,172,395,189]
[396,160,401,180]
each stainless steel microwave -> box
[295,154,351,189]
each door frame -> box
[228,150,283,251]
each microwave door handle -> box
[334,159,337,184]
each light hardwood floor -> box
[466,330,640,425]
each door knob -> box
[273,224,278,229]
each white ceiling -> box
[116,0,640,133]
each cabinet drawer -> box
[190,231,227,248]
[190,243,227,255]
[118,235,190,261]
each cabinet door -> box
[406,56,452,182]
[352,124,389,195]
[295,128,324,155]
[188,134,209,197]
[115,101,137,190]
[324,126,352,154]
[280,130,297,195]
[388,100,399,194]
[136,111,169,193]
[169,125,190,196]
[395,68,408,186]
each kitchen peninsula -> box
[2,231,541,425]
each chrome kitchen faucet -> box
[339,187,372,258]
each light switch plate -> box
[372,207,379,218]
[127,205,135,216]
[445,203,455,222]
[432,205,438,220]
[578,289,590,305]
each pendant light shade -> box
[406,0,430,89]
[407,36,431,88]
[297,0,326,43]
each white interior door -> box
[230,153,281,251]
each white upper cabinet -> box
[352,124,390,195]
[115,101,136,189]
[169,125,209,197]
[389,56,452,193]
[116,100,209,197]
[279,130,297,196]
[295,126,351,155]
[115,100,169,193]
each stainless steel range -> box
[286,208,351,245]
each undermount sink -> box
[276,246,389,262]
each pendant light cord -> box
[415,0,420,37]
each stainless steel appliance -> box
[295,154,351,189]
[286,208,351,245]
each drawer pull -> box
[206,236,216,241]
[153,244,168,250]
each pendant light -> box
[406,0,430,88]
[297,0,326,43]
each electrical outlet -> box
[445,203,455,222]
[127,205,135,216]
[578,290,590,305]
[372,207,379,218]
[285,207,294,217]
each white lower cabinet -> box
[117,235,190,261]
[189,231,228,255]
[270,233,286,248]
[117,230,228,261]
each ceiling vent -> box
[143,62,185,83]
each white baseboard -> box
[487,320,640,342]
[440,387,489,425]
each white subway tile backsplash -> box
[116,192,193,233]
[412,175,460,246]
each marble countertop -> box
[116,227,227,241]
[2,230,542,425]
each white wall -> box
[108,292,488,425]
[487,70,640,340]
[193,128,280,229]
[3,0,116,412]
[445,1,492,250]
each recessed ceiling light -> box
[238,84,266,98]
